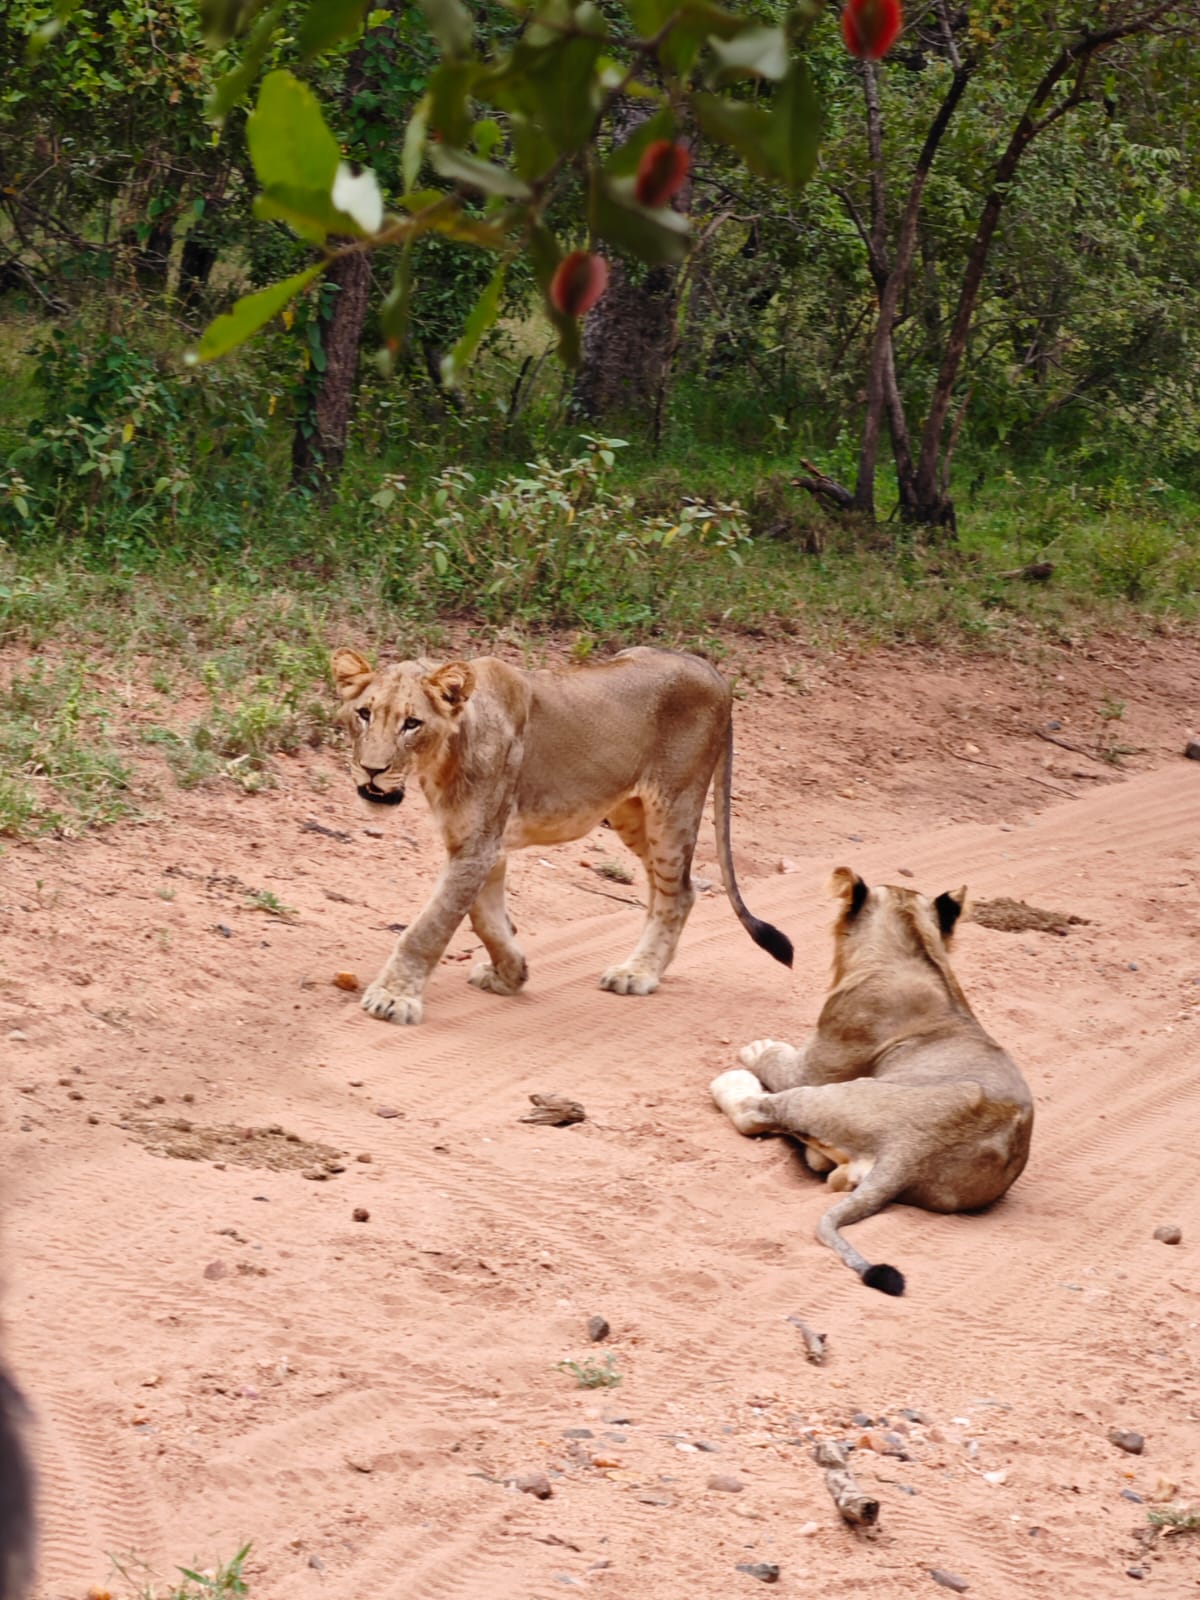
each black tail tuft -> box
[750,918,794,969]
[862,1263,905,1296]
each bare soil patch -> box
[970,897,1090,935]
[3,632,1199,1600]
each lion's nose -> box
[361,764,389,779]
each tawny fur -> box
[711,869,1033,1294]
[332,646,792,1026]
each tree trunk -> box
[291,249,372,492]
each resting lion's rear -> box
[711,868,1033,1295]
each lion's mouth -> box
[357,783,406,806]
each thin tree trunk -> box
[852,58,973,515]
[291,249,372,492]
[912,5,1177,525]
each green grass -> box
[108,1542,251,1599]
[557,1354,622,1389]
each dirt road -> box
[3,638,1198,1598]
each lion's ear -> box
[933,886,968,939]
[423,660,476,715]
[331,648,373,701]
[830,867,869,919]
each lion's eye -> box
[356,706,371,723]
[402,716,423,733]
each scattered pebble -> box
[635,1489,673,1507]
[707,1474,744,1494]
[214,924,233,938]
[307,1555,324,1571]
[363,827,385,838]
[332,971,360,991]
[1108,1429,1145,1455]
[301,1169,328,1182]
[694,1439,721,1453]
[352,1207,370,1223]
[735,1563,780,1584]
[1184,739,1200,762]
[67,1090,84,1102]
[899,1408,930,1423]
[562,1428,594,1440]
[374,1106,402,1119]
[512,1472,553,1499]
[87,1114,100,1126]
[587,1315,610,1343]
[202,1260,228,1281]
[356,1153,372,1163]
[776,858,800,874]
[1121,1489,1144,1503]
[929,1571,969,1593]
[1153,1224,1182,1245]
[1127,1566,1149,1581]
[848,833,863,843]
[182,1093,195,1103]
[346,1455,373,1474]
[897,867,914,878]
[6,1031,29,1043]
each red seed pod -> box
[548,251,610,317]
[840,0,903,60]
[634,140,690,208]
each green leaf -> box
[200,0,267,43]
[297,0,371,57]
[604,106,676,177]
[692,93,773,175]
[26,0,85,58]
[402,95,431,194]
[430,144,532,200]
[589,174,691,265]
[418,0,473,57]
[376,244,415,374]
[193,265,325,363]
[528,223,581,368]
[762,60,820,186]
[248,70,341,193]
[709,24,789,81]
[441,261,507,387]
[428,60,478,148]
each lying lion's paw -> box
[709,1069,771,1135]
[361,983,423,1025]
[469,959,527,996]
[598,964,660,996]
[738,1038,789,1070]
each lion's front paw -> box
[361,983,423,1025]
[469,958,528,996]
[709,1068,772,1136]
[738,1038,790,1070]
[598,964,660,996]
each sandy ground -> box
[3,634,1200,1600]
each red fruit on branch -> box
[840,0,903,59]
[548,251,610,317]
[634,140,690,208]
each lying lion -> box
[332,646,793,1026]
[711,869,1033,1295]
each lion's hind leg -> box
[599,792,699,996]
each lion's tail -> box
[713,722,794,969]
[817,1173,907,1296]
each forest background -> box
[1,0,1198,837]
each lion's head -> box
[829,867,968,986]
[331,649,475,807]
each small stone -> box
[929,1571,970,1593]
[798,1520,820,1536]
[203,1260,228,1281]
[346,1455,373,1473]
[635,1489,673,1507]
[356,1153,372,1163]
[1108,1429,1144,1455]
[87,1114,100,1126]
[1121,1489,1144,1503]
[776,858,800,874]
[349,1080,364,1087]
[182,1092,195,1103]
[364,827,385,838]
[735,1563,780,1584]
[301,1169,328,1182]
[587,1315,610,1343]
[562,1428,594,1440]
[694,1439,720,1453]
[215,924,233,938]
[374,1106,402,1119]
[1127,1566,1149,1581]
[899,1408,930,1423]
[897,867,914,878]
[6,1031,29,1043]
[852,1411,873,1427]
[307,1556,324,1571]
[512,1472,553,1499]
[1153,1224,1182,1245]
[352,1207,370,1223]
[707,1474,744,1493]
[847,832,864,843]
[1184,739,1200,762]
[332,971,360,991]
[67,1089,84,1101]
